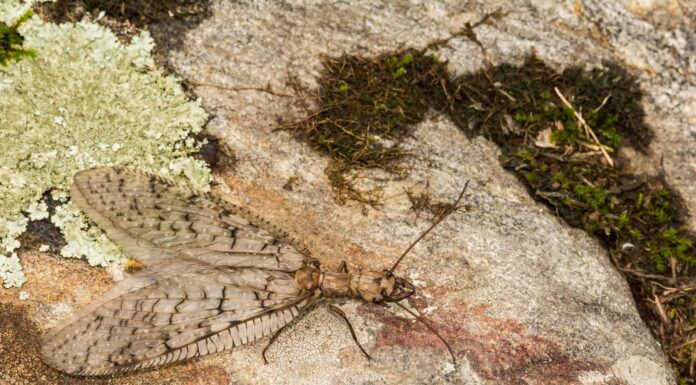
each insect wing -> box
[41,260,313,375]
[70,167,316,270]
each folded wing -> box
[41,260,313,375]
[70,167,316,271]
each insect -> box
[41,167,465,375]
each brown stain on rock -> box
[178,364,229,385]
[0,303,54,385]
[8,252,114,309]
[366,299,603,385]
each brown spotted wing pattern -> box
[41,167,318,375]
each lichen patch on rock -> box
[0,1,210,288]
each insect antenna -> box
[394,301,457,365]
[387,180,470,275]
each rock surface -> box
[150,1,691,384]
[3,0,695,384]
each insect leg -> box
[337,261,348,273]
[262,322,292,365]
[327,304,372,361]
[262,297,320,364]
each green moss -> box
[295,50,446,167]
[650,227,696,271]
[617,213,630,229]
[573,184,608,211]
[597,116,621,149]
[635,192,644,208]
[0,9,35,66]
[0,2,209,288]
[513,111,540,124]
[524,171,539,185]
[552,172,571,190]
[455,55,651,150]
[518,148,535,163]
[286,50,449,201]
[646,206,670,223]
[628,228,643,240]
[550,109,582,146]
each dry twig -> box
[554,87,614,167]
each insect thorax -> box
[293,266,398,303]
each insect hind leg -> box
[262,322,291,365]
[261,300,321,364]
[261,301,371,364]
[327,304,371,361]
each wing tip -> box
[40,340,136,377]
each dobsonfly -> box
[40,167,466,375]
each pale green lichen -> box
[0,253,25,288]
[26,200,48,220]
[0,1,33,25]
[51,203,127,266]
[0,1,211,288]
[168,157,213,190]
[1,216,27,254]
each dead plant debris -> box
[33,0,212,44]
[35,0,211,26]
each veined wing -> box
[41,260,314,375]
[70,167,316,270]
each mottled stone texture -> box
[3,0,694,384]
[148,1,690,384]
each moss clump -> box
[292,46,695,382]
[293,51,448,167]
[286,50,452,202]
[572,184,609,211]
[452,56,651,151]
[449,56,695,272]
[0,9,36,66]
